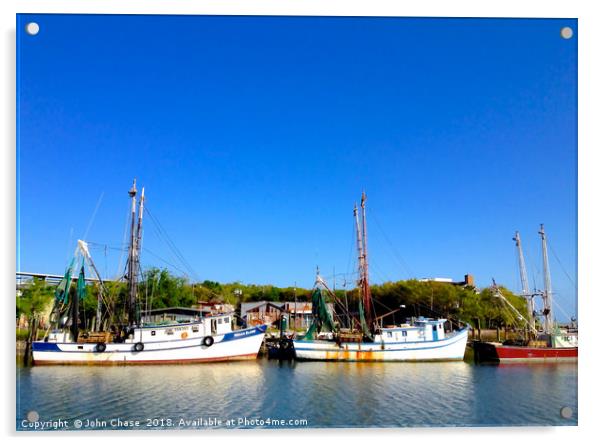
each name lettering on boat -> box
[233,329,255,338]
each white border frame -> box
[3,1,600,443]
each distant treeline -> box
[17,267,530,331]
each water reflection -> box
[17,359,577,429]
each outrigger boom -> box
[32,180,267,365]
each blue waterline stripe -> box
[293,330,467,352]
[32,326,266,353]
[294,328,468,347]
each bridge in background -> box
[16,271,119,290]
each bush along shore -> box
[16,268,531,343]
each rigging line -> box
[81,256,114,324]
[372,297,395,314]
[346,220,356,281]
[196,284,227,301]
[115,204,131,281]
[87,240,129,247]
[87,244,128,252]
[164,270,224,301]
[145,206,195,276]
[551,294,576,320]
[496,295,521,325]
[547,238,576,288]
[321,272,355,283]
[145,206,200,282]
[505,304,525,328]
[144,214,188,276]
[82,191,105,241]
[369,209,415,278]
[526,242,543,290]
[141,247,190,277]
[144,270,149,318]
[500,305,521,329]
[148,272,159,315]
[370,256,396,285]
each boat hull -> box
[472,341,578,363]
[292,328,469,362]
[32,325,266,365]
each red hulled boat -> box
[473,225,578,363]
[473,335,578,363]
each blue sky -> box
[17,15,577,319]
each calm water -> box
[16,358,577,430]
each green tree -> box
[17,278,54,322]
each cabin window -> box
[402,331,407,337]
[387,332,393,338]
[439,324,442,329]
[224,317,230,323]
[218,318,223,324]
[166,329,174,335]
[432,325,437,332]
[78,345,83,350]
[192,325,199,333]
[151,330,156,336]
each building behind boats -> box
[241,301,330,329]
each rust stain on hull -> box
[324,349,379,361]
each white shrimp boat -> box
[33,318,267,365]
[294,318,469,362]
[32,180,266,365]
[292,192,469,362]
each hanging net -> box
[299,288,336,340]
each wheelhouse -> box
[378,318,447,343]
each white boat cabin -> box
[375,318,448,343]
[46,313,236,344]
[551,329,578,348]
[135,313,234,343]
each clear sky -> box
[17,15,577,319]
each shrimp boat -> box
[292,193,469,362]
[32,180,266,365]
[472,226,578,363]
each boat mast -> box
[353,202,365,331]
[360,192,373,331]
[136,187,145,270]
[127,180,139,326]
[135,187,145,324]
[539,224,554,334]
[354,203,364,277]
[513,231,536,334]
